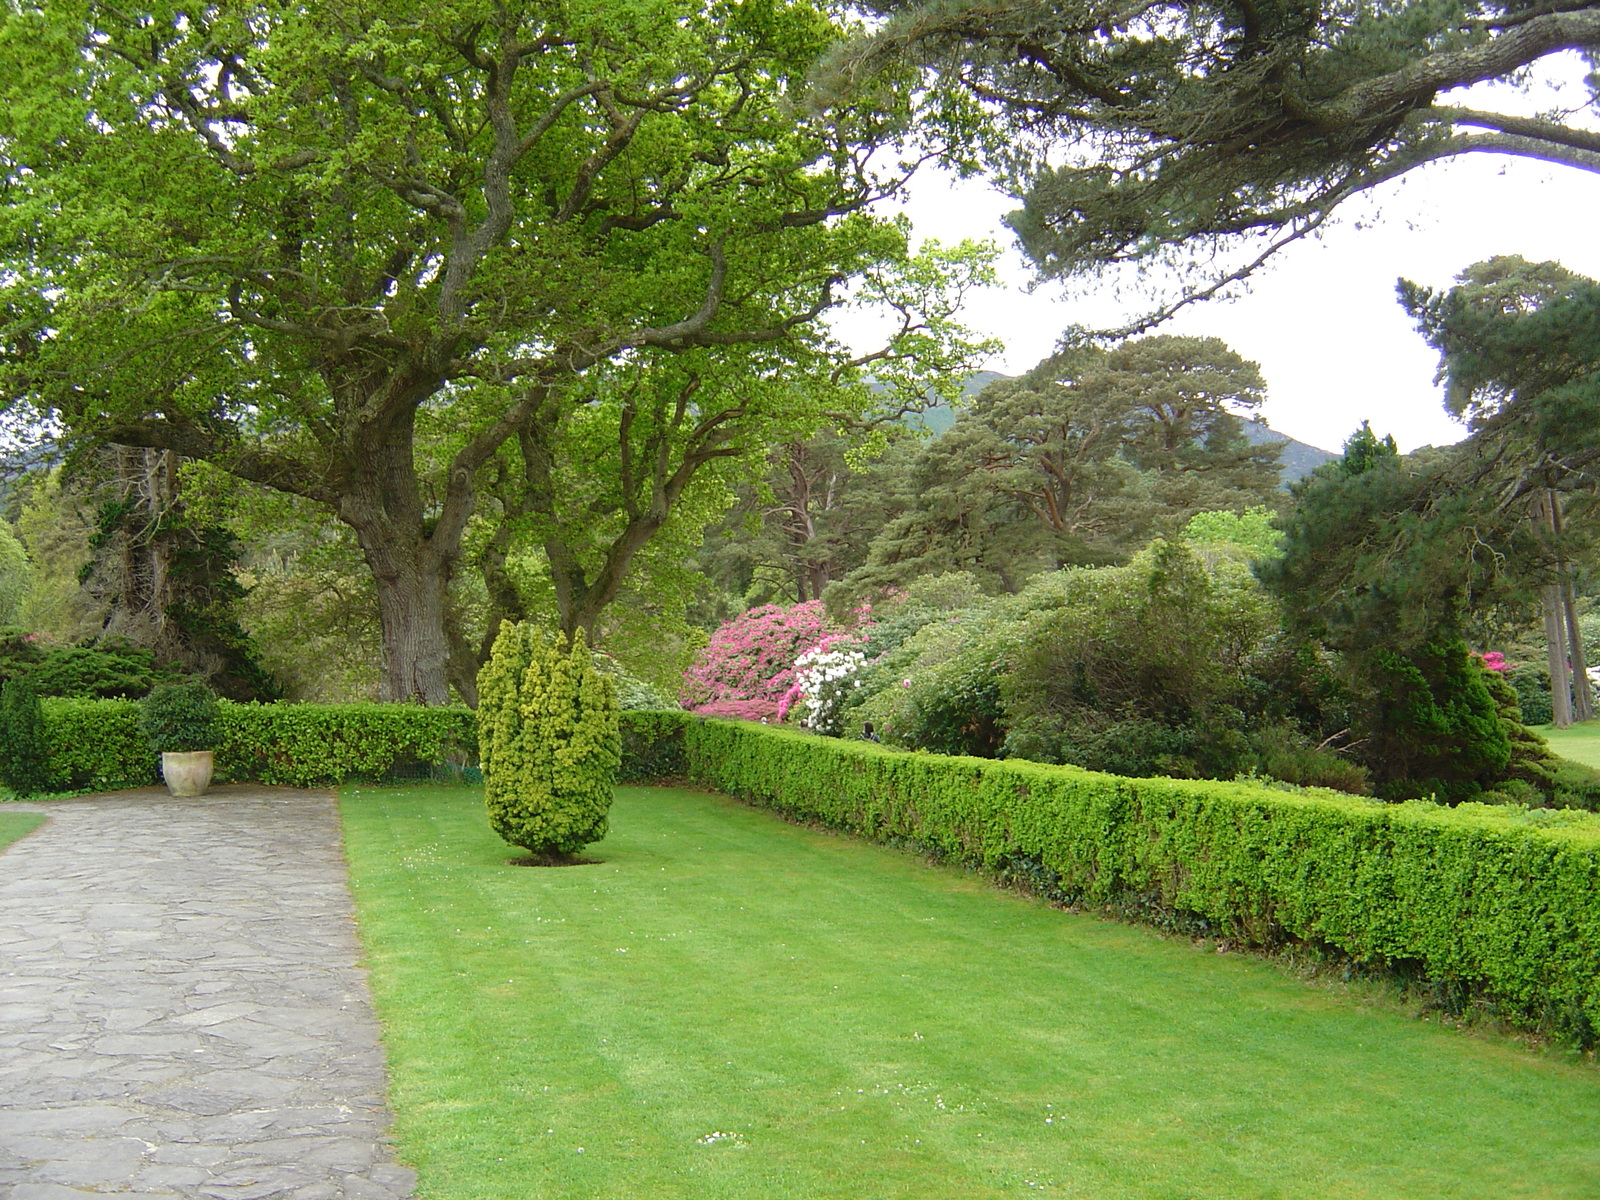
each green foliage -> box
[15,473,102,641]
[0,0,983,702]
[1181,506,1282,560]
[478,623,620,859]
[0,627,48,684]
[1338,422,1401,476]
[215,703,477,788]
[140,681,219,754]
[28,641,157,699]
[824,3,1598,325]
[835,336,1284,601]
[679,717,1600,1044]
[1365,640,1512,802]
[1507,662,1554,726]
[592,655,679,712]
[42,698,158,793]
[857,542,1303,784]
[37,698,477,792]
[0,678,49,796]
[617,711,691,783]
[234,490,385,702]
[0,523,30,626]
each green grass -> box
[1536,720,1600,770]
[0,810,45,851]
[342,784,1600,1200]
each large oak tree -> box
[0,0,962,701]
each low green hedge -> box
[40,698,477,791]
[649,714,1600,1043]
[618,710,690,782]
[44,698,156,793]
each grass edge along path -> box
[0,810,46,851]
[342,784,1600,1200]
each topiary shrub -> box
[140,680,219,753]
[478,623,620,862]
[0,678,50,796]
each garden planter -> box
[161,750,214,797]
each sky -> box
[876,57,1600,456]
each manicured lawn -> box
[1537,720,1600,769]
[342,784,1600,1200]
[0,810,45,851]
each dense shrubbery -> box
[140,680,220,753]
[0,629,166,698]
[1507,661,1555,726]
[655,713,1600,1044]
[680,601,833,720]
[684,524,1584,807]
[842,543,1370,792]
[479,624,620,860]
[618,710,690,782]
[0,679,49,796]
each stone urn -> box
[161,750,214,798]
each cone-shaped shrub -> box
[0,678,49,796]
[477,623,620,859]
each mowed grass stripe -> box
[341,784,1600,1200]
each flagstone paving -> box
[0,786,415,1199]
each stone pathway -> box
[0,786,415,1199]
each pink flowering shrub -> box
[681,601,834,720]
[1478,651,1509,674]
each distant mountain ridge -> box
[1238,419,1337,484]
[904,372,1336,487]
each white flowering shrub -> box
[792,644,867,736]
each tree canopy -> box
[820,0,1600,321]
[830,334,1282,600]
[0,0,976,701]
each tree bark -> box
[334,404,459,705]
[359,539,452,704]
[1550,493,1594,723]
[1543,583,1574,728]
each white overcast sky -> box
[875,54,1600,455]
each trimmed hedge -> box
[618,710,690,782]
[643,713,1600,1043]
[40,699,477,792]
[217,703,476,787]
[44,698,158,792]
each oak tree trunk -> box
[338,408,458,706]
[351,529,452,705]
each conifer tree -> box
[477,624,619,862]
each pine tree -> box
[477,625,620,862]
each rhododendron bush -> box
[783,643,868,735]
[680,602,834,720]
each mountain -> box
[1239,419,1338,485]
[902,374,1336,488]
